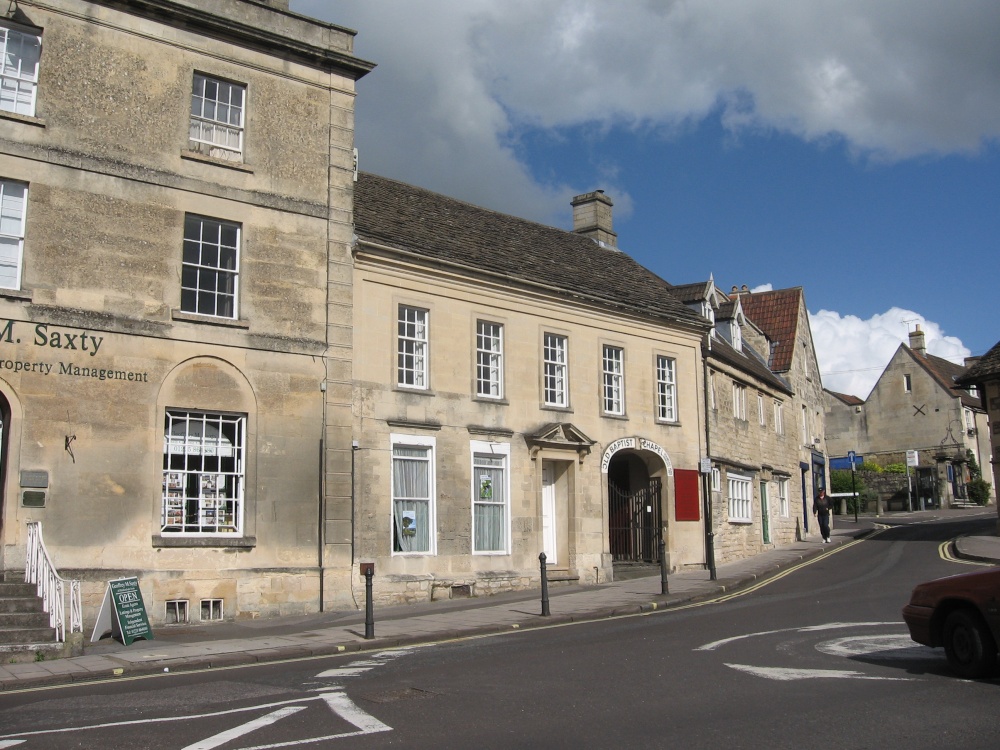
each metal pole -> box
[659,538,669,594]
[851,463,858,523]
[364,566,375,639]
[539,552,550,616]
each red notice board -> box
[674,468,701,522]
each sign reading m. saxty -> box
[90,577,154,646]
[0,319,150,383]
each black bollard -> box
[659,538,669,595]
[362,563,375,639]
[539,552,550,616]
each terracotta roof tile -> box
[737,288,803,372]
[956,339,1000,385]
[908,347,982,409]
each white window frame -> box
[471,440,510,554]
[778,478,789,517]
[757,392,766,426]
[181,214,240,319]
[162,410,246,536]
[189,73,245,159]
[728,473,752,523]
[732,382,747,421]
[0,26,40,117]
[656,355,677,422]
[903,373,912,393]
[774,400,784,435]
[543,333,568,407]
[602,345,625,416]
[0,178,27,290]
[731,320,742,352]
[390,433,436,555]
[711,467,721,492]
[476,320,503,399]
[801,404,809,444]
[397,305,429,389]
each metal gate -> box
[609,478,662,562]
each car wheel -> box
[942,609,998,679]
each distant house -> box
[954,338,1000,527]
[670,281,825,562]
[350,174,712,604]
[824,326,992,509]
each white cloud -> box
[293,0,1000,220]
[810,307,970,399]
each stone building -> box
[349,174,711,604]
[954,338,1000,528]
[824,326,992,508]
[0,0,373,628]
[671,282,822,564]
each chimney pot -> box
[571,191,617,248]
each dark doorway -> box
[608,454,662,563]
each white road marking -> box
[314,667,374,678]
[697,622,899,651]
[182,707,307,750]
[817,634,936,660]
[0,740,25,748]
[322,691,392,733]
[725,663,911,681]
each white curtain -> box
[473,455,505,552]
[393,445,430,552]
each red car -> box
[903,567,1000,678]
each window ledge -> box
[601,413,629,421]
[0,288,32,302]
[171,309,250,329]
[728,519,753,526]
[181,149,253,173]
[541,404,573,413]
[152,535,256,549]
[473,396,509,406]
[392,385,434,396]
[0,110,45,128]
[656,419,681,427]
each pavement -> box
[1,508,997,692]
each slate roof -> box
[826,390,864,406]
[353,173,707,329]
[669,281,714,306]
[955,339,1000,386]
[736,288,804,372]
[906,346,983,410]
[709,336,793,396]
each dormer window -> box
[730,319,742,352]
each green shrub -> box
[967,478,992,506]
[883,463,907,474]
[860,461,883,473]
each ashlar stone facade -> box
[0,0,372,628]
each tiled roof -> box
[955,339,1000,386]
[826,389,864,406]
[669,281,713,306]
[907,347,982,410]
[737,288,803,372]
[354,173,707,329]
[709,336,793,396]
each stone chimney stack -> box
[909,324,927,356]
[571,190,617,248]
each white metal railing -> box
[24,521,83,642]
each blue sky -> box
[294,1,999,398]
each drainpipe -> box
[702,336,717,580]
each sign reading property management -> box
[0,319,150,383]
[90,577,154,646]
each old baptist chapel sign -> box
[0,319,150,383]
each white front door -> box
[541,464,557,564]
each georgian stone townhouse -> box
[0,0,372,628]
[349,174,712,604]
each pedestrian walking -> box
[813,488,832,543]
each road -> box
[1,514,997,749]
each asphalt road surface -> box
[1,514,997,749]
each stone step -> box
[0,611,50,628]
[0,596,45,614]
[0,581,36,598]
[0,626,57,645]
[0,642,65,664]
